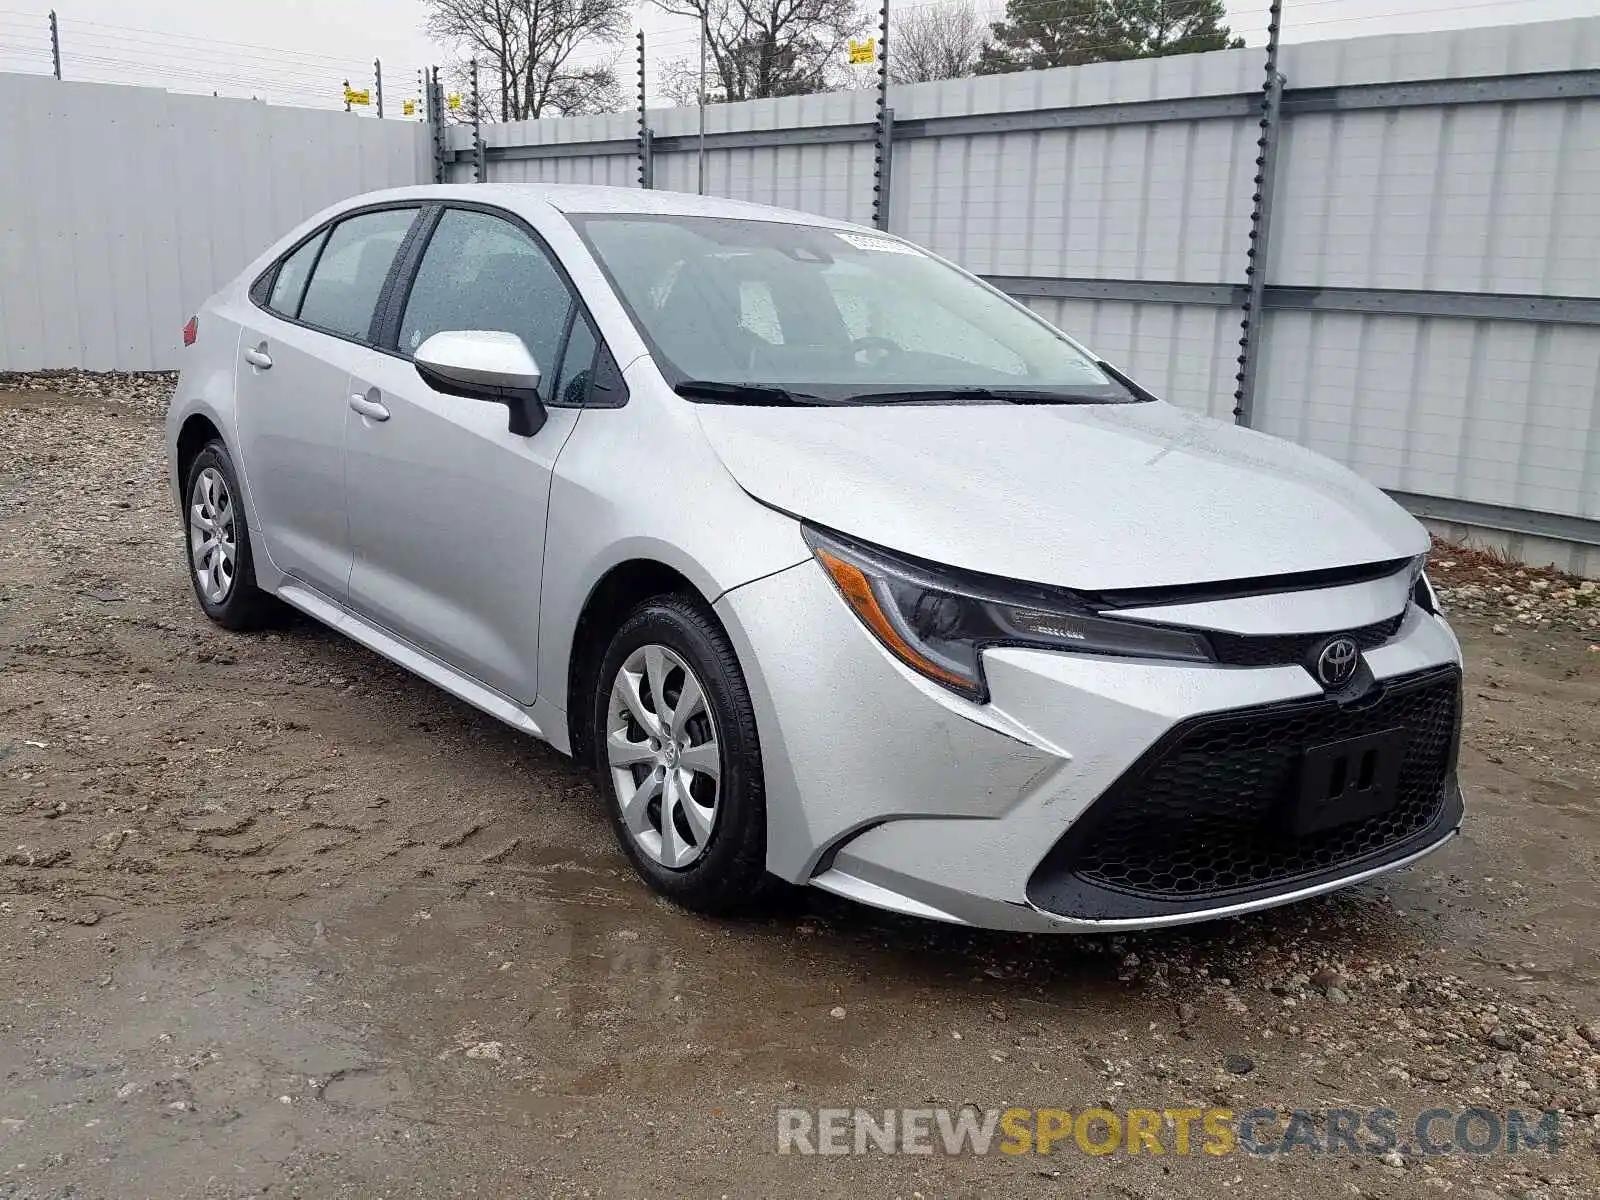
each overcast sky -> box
[0,0,1590,112]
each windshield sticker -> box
[836,232,921,255]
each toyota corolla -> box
[166,184,1463,932]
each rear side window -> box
[399,208,573,400]
[298,208,417,340]
[266,232,325,318]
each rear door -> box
[233,206,421,601]
[343,204,591,702]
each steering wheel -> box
[851,336,902,369]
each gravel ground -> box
[1,372,1597,1200]
[1429,549,1599,637]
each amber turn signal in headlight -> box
[804,525,1214,702]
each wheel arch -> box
[175,413,225,505]
[564,557,719,765]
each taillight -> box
[182,316,198,346]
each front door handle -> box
[243,344,272,370]
[349,393,390,421]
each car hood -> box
[695,400,1428,592]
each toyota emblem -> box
[1315,636,1361,689]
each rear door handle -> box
[349,392,390,421]
[243,345,272,370]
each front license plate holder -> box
[1288,727,1409,837]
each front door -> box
[344,206,588,703]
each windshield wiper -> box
[674,381,1128,407]
[673,380,829,406]
[840,386,1121,406]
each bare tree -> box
[890,0,983,83]
[426,0,518,119]
[652,0,867,103]
[658,57,718,107]
[426,0,630,120]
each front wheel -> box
[592,595,776,915]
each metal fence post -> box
[470,58,484,182]
[697,12,708,194]
[48,9,61,79]
[428,66,447,183]
[636,31,653,189]
[1232,0,1285,427]
[374,58,384,118]
[872,0,892,230]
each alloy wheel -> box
[188,466,237,604]
[606,644,722,869]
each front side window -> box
[399,208,573,400]
[297,208,418,340]
[554,314,598,407]
[570,213,1138,406]
[267,232,325,318]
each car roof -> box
[351,183,867,231]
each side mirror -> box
[414,330,546,437]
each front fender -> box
[536,376,812,739]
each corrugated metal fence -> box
[0,20,1595,571]
[445,19,1600,572]
[0,73,430,373]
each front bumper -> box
[716,558,1465,934]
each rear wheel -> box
[592,595,776,914]
[183,440,278,630]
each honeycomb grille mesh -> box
[1060,669,1459,900]
[1206,612,1404,668]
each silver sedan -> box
[166,184,1464,932]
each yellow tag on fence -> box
[848,38,876,65]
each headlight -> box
[1412,555,1441,614]
[803,525,1214,702]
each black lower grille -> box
[1207,612,1405,668]
[1027,666,1462,920]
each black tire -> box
[182,439,280,631]
[592,594,778,915]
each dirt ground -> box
[1,377,1598,1200]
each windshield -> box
[568,213,1143,406]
